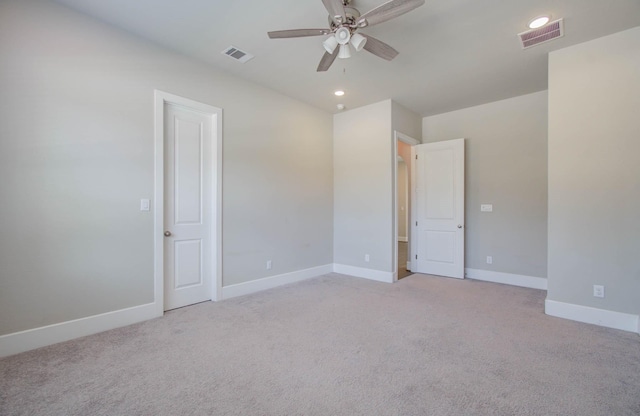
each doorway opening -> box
[393,131,420,281]
[397,155,411,279]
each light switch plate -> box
[140,199,150,211]
[593,285,605,298]
[481,204,493,212]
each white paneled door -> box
[163,102,215,310]
[412,139,465,278]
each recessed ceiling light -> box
[334,90,345,96]
[528,15,550,29]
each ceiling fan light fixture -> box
[350,33,367,52]
[528,15,550,29]
[338,44,352,59]
[267,0,426,71]
[323,35,339,54]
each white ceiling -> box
[52,0,640,116]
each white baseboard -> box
[222,264,333,300]
[1,264,335,357]
[333,264,394,283]
[398,237,408,242]
[465,268,547,290]
[0,302,160,358]
[545,299,639,334]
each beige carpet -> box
[1,273,639,415]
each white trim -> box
[333,264,395,283]
[398,236,408,242]
[393,133,398,281]
[154,90,223,311]
[396,131,420,146]
[0,303,159,358]
[0,263,332,357]
[465,268,547,290]
[545,299,639,333]
[222,264,333,299]
[410,145,416,271]
[406,261,411,270]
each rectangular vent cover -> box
[221,46,254,63]
[518,19,564,49]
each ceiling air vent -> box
[518,18,564,49]
[221,46,254,63]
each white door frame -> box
[393,131,420,282]
[397,157,409,243]
[153,90,223,315]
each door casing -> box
[153,90,223,315]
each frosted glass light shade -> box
[323,35,339,54]
[338,44,351,59]
[350,33,367,52]
[335,27,351,45]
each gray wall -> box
[547,27,640,316]
[422,91,548,279]
[0,0,333,335]
[334,100,393,272]
[392,101,422,140]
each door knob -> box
[164,231,172,237]
[457,224,463,229]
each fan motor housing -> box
[328,6,361,28]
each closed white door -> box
[164,102,214,310]
[412,139,465,278]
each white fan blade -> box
[317,48,339,72]
[322,0,346,24]
[358,0,425,27]
[361,34,399,61]
[268,29,330,39]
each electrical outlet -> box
[593,285,605,298]
[266,260,272,270]
[486,256,493,264]
[364,254,370,262]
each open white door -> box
[163,101,217,310]
[412,139,464,278]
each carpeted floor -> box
[1,273,639,415]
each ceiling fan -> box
[267,0,425,71]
